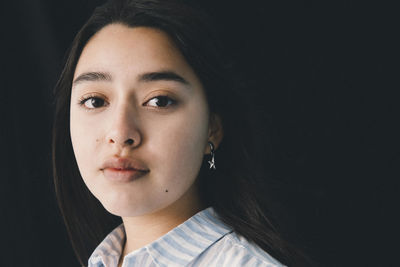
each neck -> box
[119,184,205,261]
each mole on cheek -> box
[165,189,168,193]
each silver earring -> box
[208,141,216,170]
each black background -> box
[1,0,398,266]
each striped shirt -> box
[88,207,284,267]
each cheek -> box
[69,108,100,181]
[147,104,209,186]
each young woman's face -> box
[70,24,217,217]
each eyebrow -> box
[72,70,190,87]
[72,71,112,86]
[138,71,189,85]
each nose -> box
[105,103,142,149]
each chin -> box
[100,196,158,217]
[102,202,143,217]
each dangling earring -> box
[208,141,216,170]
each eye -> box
[146,95,176,108]
[79,96,108,109]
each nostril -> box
[108,138,135,145]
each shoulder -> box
[190,231,285,267]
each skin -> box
[69,24,223,265]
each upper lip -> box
[101,157,149,172]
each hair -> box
[52,0,311,266]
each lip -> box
[101,157,149,171]
[102,168,148,182]
[101,157,149,182]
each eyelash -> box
[77,94,177,111]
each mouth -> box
[102,168,149,182]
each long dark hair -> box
[52,0,310,265]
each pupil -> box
[157,96,169,107]
[91,98,103,108]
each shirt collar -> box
[89,207,233,267]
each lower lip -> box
[102,168,148,182]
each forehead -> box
[74,24,195,82]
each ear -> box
[204,113,224,154]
